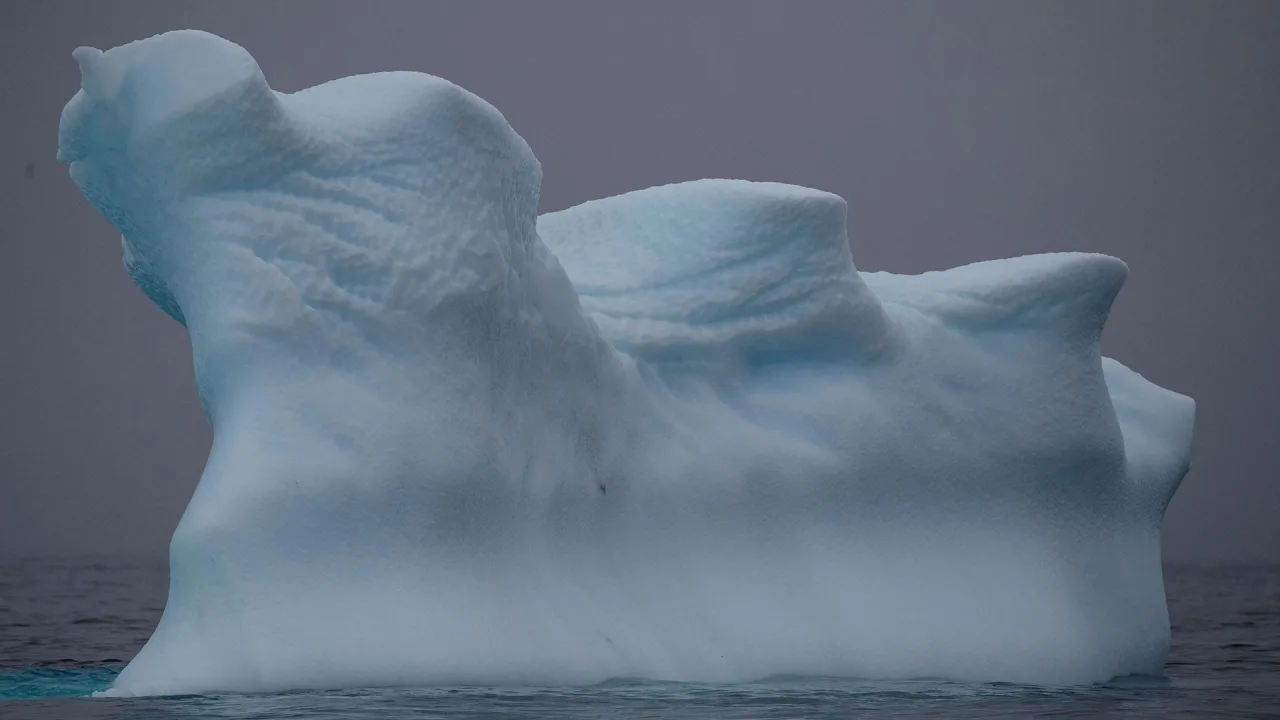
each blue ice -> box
[59,31,1194,696]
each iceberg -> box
[59,31,1194,696]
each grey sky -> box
[1,1,1276,562]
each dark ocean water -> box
[1,560,1276,719]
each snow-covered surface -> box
[60,31,1194,696]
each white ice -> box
[59,30,1195,696]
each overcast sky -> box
[1,1,1277,562]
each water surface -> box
[2,560,1276,718]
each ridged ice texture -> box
[59,30,1195,697]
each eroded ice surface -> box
[59,30,1194,696]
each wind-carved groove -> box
[207,188,398,313]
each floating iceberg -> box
[60,31,1194,697]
